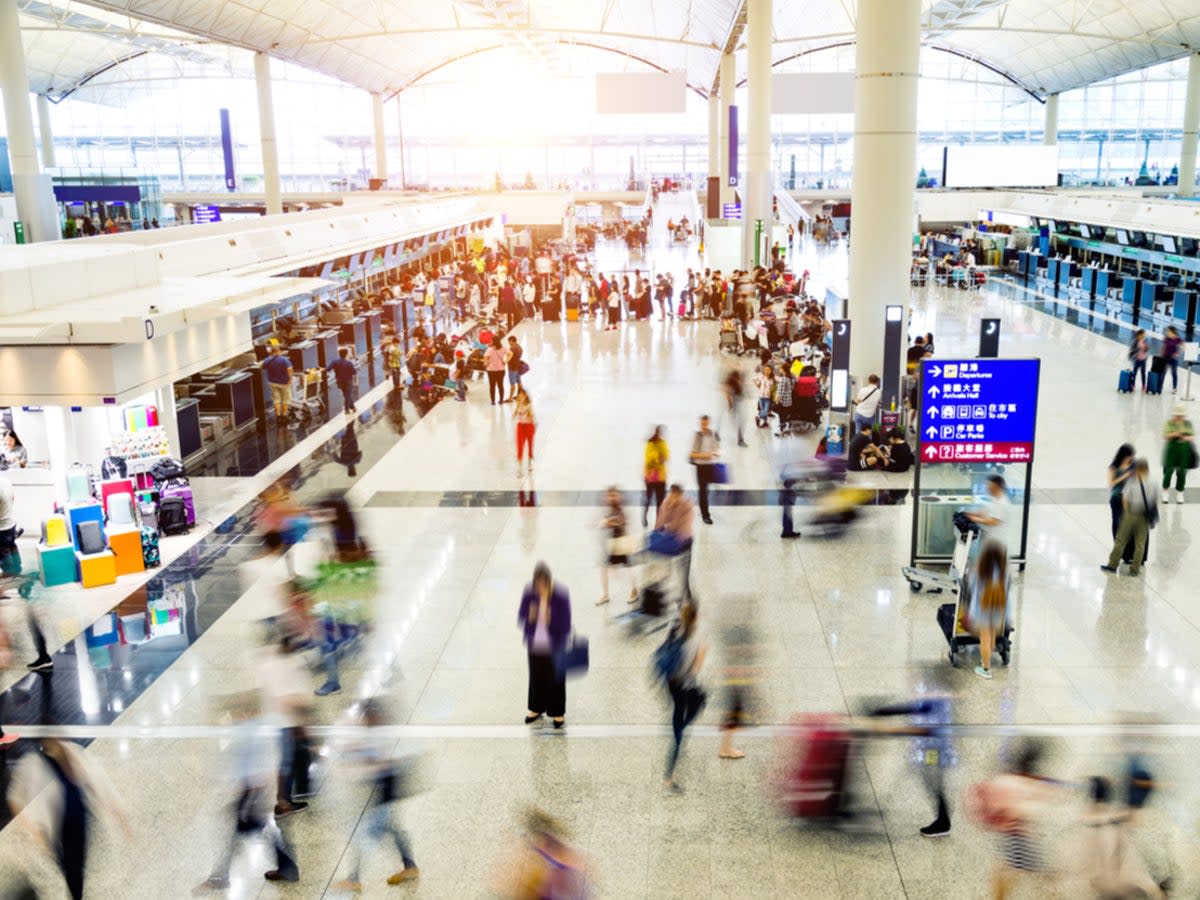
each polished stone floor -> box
[1,206,1199,898]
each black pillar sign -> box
[883,305,904,411]
[830,319,851,412]
[980,318,1001,358]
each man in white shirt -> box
[968,475,1012,554]
[852,375,883,432]
[0,477,16,549]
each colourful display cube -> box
[107,528,145,577]
[76,550,117,588]
[66,502,105,551]
[37,543,77,587]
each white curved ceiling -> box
[18,0,1200,103]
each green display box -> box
[37,543,77,587]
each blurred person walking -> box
[968,541,1010,680]
[518,562,572,730]
[970,741,1062,900]
[331,700,420,890]
[597,487,637,606]
[689,415,720,525]
[642,425,669,528]
[1101,459,1159,575]
[1107,443,1143,567]
[1161,325,1183,393]
[752,364,774,430]
[505,336,525,403]
[1161,406,1194,504]
[718,367,748,448]
[258,633,313,817]
[867,676,956,837]
[8,739,131,900]
[493,809,589,899]
[656,601,707,794]
[513,385,537,477]
[196,696,300,890]
[484,336,507,406]
[385,337,404,391]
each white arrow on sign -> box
[927,385,940,398]
[928,407,939,419]
[929,365,942,377]
[924,445,938,459]
[986,322,997,335]
[926,426,938,438]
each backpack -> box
[652,628,685,684]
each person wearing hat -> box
[1162,406,1195,504]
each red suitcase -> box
[780,715,853,820]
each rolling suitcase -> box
[160,479,196,526]
[138,500,158,532]
[782,715,853,820]
[1150,355,1166,376]
[1147,371,1163,395]
[158,498,190,535]
[140,527,161,568]
[542,301,560,322]
[1118,370,1133,393]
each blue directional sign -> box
[918,358,1040,464]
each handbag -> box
[1139,480,1158,530]
[518,360,531,376]
[711,462,731,484]
[1187,441,1199,471]
[557,633,590,679]
[647,528,685,556]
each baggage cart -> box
[900,512,977,595]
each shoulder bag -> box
[1139,480,1159,530]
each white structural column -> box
[707,93,719,217]
[742,0,772,266]
[0,0,58,241]
[1180,53,1200,199]
[36,93,55,168]
[848,0,921,379]
[718,52,735,207]
[395,97,407,190]
[372,93,388,183]
[1043,93,1059,145]
[253,51,283,215]
[155,385,180,461]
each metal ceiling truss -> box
[384,39,712,101]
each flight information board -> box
[918,359,1040,464]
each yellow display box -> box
[108,528,145,577]
[76,550,117,588]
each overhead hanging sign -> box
[918,359,1040,464]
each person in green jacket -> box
[1162,407,1195,504]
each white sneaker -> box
[1178,490,1186,505]
[1162,491,1171,503]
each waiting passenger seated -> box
[884,429,914,473]
[847,422,885,472]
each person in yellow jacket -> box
[642,425,669,528]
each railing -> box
[774,178,812,225]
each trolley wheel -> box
[1000,647,1011,665]
[948,650,958,668]
[18,581,33,600]
[908,580,922,593]
[929,587,943,595]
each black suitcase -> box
[543,301,560,322]
[1151,355,1167,376]
[158,497,190,535]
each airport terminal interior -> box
[2,1,1200,898]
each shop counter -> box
[77,549,117,588]
[5,467,60,536]
[37,543,76,587]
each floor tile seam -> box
[402,511,515,725]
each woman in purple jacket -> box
[518,562,572,729]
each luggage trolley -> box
[900,511,978,595]
[611,534,692,634]
[936,568,1013,668]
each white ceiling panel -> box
[12,0,1200,108]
